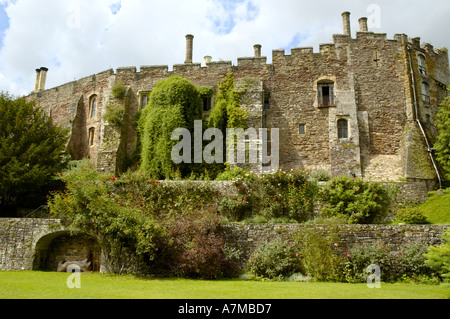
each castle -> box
[27,12,450,187]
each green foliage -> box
[138,75,202,179]
[49,162,240,278]
[48,160,164,273]
[247,238,302,279]
[103,102,125,129]
[344,242,435,283]
[208,72,248,131]
[434,87,450,179]
[319,176,390,224]
[217,169,317,222]
[295,227,344,282]
[0,92,69,213]
[112,81,126,99]
[395,206,429,224]
[423,229,450,281]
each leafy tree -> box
[434,87,450,179]
[0,93,69,214]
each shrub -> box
[153,208,241,279]
[319,176,390,224]
[395,206,429,224]
[103,102,125,129]
[295,226,344,282]
[344,242,435,283]
[112,81,126,99]
[423,229,450,282]
[220,169,317,222]
[247,238,302,279]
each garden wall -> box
[0,218,448,271]
[220,223,449,262]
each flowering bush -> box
[319,176,390,224]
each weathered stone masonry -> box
[0,218,448,272]
[26,12,449,188]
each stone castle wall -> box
[26,12,450,182]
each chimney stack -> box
[359,17,368,32]
[185,34,194,64]
[342,12,351,36]
[254,44,262,57]
[33,67,48,92]
[33,69,41,92]
[38,67,48,91]
[204,56,212,66]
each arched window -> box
[90,96,97,118]
[337,119,348,139]
[418,54,427,76]
[421,82,430,106]
[318,80,335,107]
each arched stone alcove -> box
[32,231,100,271]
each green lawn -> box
[422,189,450,225]
[0,271,448,299]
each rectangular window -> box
[318,83,335,107]
[89,128,95,146]
[337,119,348,139]
[264,92,270,110]
[203,96,212,111]
[299,124,306,135]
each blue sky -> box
[0,0,449,96]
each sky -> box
[0,0,449,96]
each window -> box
[422,82,430,106]
[139,92,150,110]
[418,54,427,76]
[264,92,270,110]
[299,124,306,135]
[318,82,335,107]
[89,96,97,118]
[337,119,348,139]
[88,127,95,146]
[202,96,212,111]
[141,94,149,109]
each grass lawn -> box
[0,271,449,299]
[422,189,450,225]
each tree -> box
[434,87,450,180]
[0,93,69,215]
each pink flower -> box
[296,254,299,257]
[334,243,338,247]
[347,254,350,257]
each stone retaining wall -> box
[1,218,448,271]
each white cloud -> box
[0,0,449,96]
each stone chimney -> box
[359,17,368,32]
[204,56,212,65]
[33,67,48,92]
[38,67,48,91]
[342,12,351,36]
[254,44,262,57]
[185,34,194,64]
[33,69,41,92]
